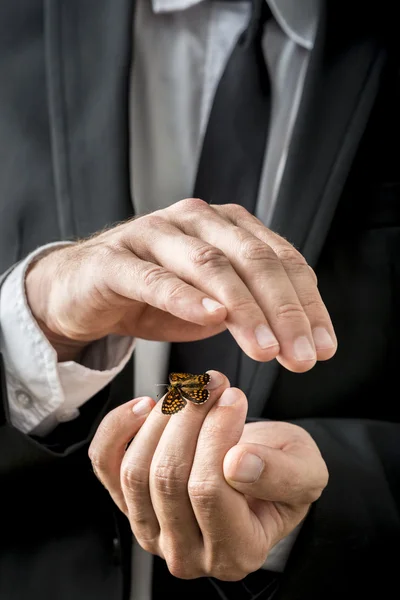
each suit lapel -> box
[243,3,387,416]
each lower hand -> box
[88,371,328,580]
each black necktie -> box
[169,0,272,384]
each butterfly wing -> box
[161,387,187,415]
[169,372,194,384]
[180,387,210,405]
[169,372,211,387]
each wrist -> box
[25,248,89,362]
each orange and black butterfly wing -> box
[192,373,210,387]
[180,387,210,405]
[161,386,187,415]
[169,372,194,384]
[169,372,211,387]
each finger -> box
[122,305,227,342]
[104,247,227,327]
[120,398,171,551]
[131,208,280,363]
[171,201,315,372]
[240,221,336,362]
[149,371,230,570]
[88,396,155,514]
[120,370,226,555]
[223,441,329,505]
[215,204,337,364]
[188,388,268,575]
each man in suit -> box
[0,0,399,599]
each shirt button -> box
[57,408,80,423]
[112,537,122,565]
[15,390,33,408]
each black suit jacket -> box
[0,1,399,599]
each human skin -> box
[26,199,337,369]
[88,370,328,580]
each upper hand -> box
[26,199,336,370]
[88,371,328,581]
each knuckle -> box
[224,203,250,220]
[305,486,325,504]
[90,243,120,275]
[97,242,122,262]
[152,459,189,497]
[88,450,106,476]
[240,238,274,263]
[187,477,222,505]
[166,556,200,580]
[275,302,306,322]
[174,197,209,212]
[231,296,259,315]
[165,281,190,302]
[308,264,318,284]
[213,567,248,582]
[141,214,167,230]
[121,463,148,490]
[200,419,226,442]
[189,244,229,270]
[141,264,169,289]
[207,556,249,582]
[275,246,308,267]
[135,534,160,556]
[299,296,325,313]
[307,464,329,503]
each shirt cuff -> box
[261,520,303,572]
[0,243,135,436]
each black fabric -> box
[0,0,134,274]
[274,418,400,600]
[193,0,271,212]
[169,0,272,385]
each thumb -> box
[223,442,328,505]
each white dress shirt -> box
[0,0,319,596]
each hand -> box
[26,199,336,369]
[88,371,328,581]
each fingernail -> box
[202,298,225,313]
[254,324,279,349]
[132,397,153,416]
[207,371,225,390]
[231,452,264,483]
[313,327,335,350]
[293,336,316,361]
[217,388,238,406]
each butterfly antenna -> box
[155,383,169,399]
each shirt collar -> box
[151,0,320,50]
[269,0,320,50]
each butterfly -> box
[161,372,211,415]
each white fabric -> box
[0,243,134,436]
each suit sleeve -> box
[272,417,400,600]
[0,349,134,474]
[0,257,135,474]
